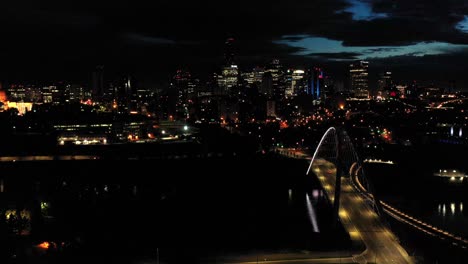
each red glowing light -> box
[0,90,6,103]
[37,242,50,249]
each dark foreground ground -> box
[0,155,350,264]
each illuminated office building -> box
[350,61,369,98]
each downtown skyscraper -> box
[349,61,369,98]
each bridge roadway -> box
[278,147,468,257]
[352,167,468,250]
[223,148,412,264]
[310,159,412,264]
[275,148,413,263]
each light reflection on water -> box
[367,163,468,236]
[312,189,321,200]
[306,193,320,232]
[437,202,464,217]
[288,187,325,233]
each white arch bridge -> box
[305,127,412,264]
[302,126,468,263]
[242,127,467,264]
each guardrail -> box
[352,170,468,249]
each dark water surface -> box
[0,156,348,263]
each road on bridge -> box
[310,158,412,264]
[275,147,413,264]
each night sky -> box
[1,0,468,88]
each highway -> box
[277,145,468,262]
[220,250,360,264]
[436,97,468,108]
[228,257,355,264]
[0,155,99,161]
[310,158,412,264]
[352,165,468,250]
[275,147,413,264]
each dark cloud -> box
[307,52,361,60]
[123,33,177,45]
[363,47,400,53]
[333,0,468,46]
[279,35,310,43]
[0,0,467,88]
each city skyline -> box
[1,1,468,88]
[2,1,468,263]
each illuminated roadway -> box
[436,97,468,108]
[281,147,468,247]
[278,147,468,258]
[362,159,395,165]
[228,257,355,264]
[310,159,412,264]
[0,155,98,161]
[276,148,413,263]
[352,165,468,250]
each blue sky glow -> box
[457,15,468,33]
[275,36,467,60]
[342,0,388,21]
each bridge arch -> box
[306,127,384,222]
[306,127,338,176]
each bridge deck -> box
[312,159,412,264]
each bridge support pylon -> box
[332,128,343,228]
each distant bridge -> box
[435,98,468,108]
[363,159,395,165]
